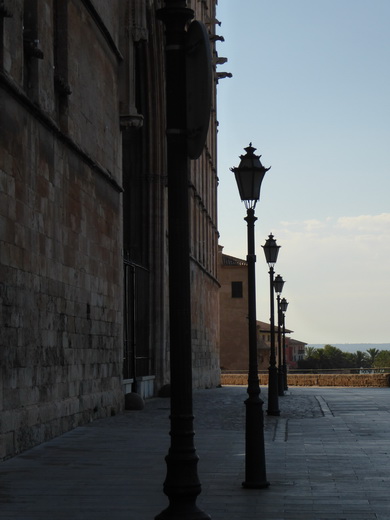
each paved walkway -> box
[1,386,390,520]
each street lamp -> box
[231,143,270,489]
[274,274,285,397]
[280,297,289,391]
[156,3,211,519]
[262,234,280,416]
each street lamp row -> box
[263,233,281,416]
[262,236,290,408]
[231,143,270,489]
[232,144,290,489]
[280,296,289,391]
[274,274,285,397]
[273,273,289,396]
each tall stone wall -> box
[186,0,220,390]
[191,264,220,389]
[0,0,124,460]
[0,91,124,460]
[0,0,222,460]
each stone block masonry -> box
[191,265,220,389]
[0,0,222,461]
[0,90,124,461]
[0,0,127,460]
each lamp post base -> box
[242,479,270,489]
[278,368,285,397]
[156,503,211,520]
[243,395,269,488]
[267,366,280,416]
[156,432,210,520]
[283,363,289,391]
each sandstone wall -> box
[221,373,390,388]
[0,0,123,460]
[191,264,221,389]
[0,91,124,460]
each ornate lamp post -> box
[274,274,285,396]
[262,234,281,416]
[231,143,270,489]
[280,297,289,391]
[156,2,212,518]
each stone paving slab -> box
[1,386,390,519]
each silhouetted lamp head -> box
[230,143,270,210]
[274,274,285,294]
[280,298,289,313]
[262,233,280,267]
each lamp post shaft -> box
[283,313,288,391]
[156,3,210,519]
[277,295,284,396]
[267,267,280,415]
[246,209,258,395]
[242,208,269,489]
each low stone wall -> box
[221,373,390,388]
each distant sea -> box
[308,343,390,353]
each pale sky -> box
[216,1,390,344]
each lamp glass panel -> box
[274,276,284,294]
[263,243,280,264]
[280,299,288,312]
[234,170,263,201]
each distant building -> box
[218,247,274,371]
[257,320,286,370]
[218,248,249,371]
[286,338,307,368]
[219,247,302,372]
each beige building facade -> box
[218,247,271,372]
[219,247,298,372]
[218,247,249,371]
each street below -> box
[1,385,390,520]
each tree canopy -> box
[298,345,386,370]
[366,348,380,365]
[372,350,390,368]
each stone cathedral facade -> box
[0,0,223,460]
